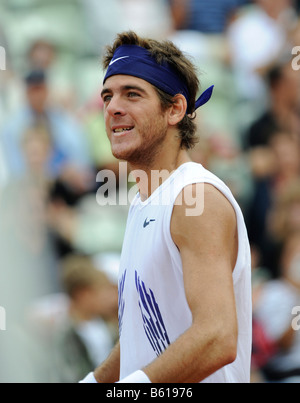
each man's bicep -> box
[171,183,238,324]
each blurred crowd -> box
[0,0,300,383]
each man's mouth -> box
[112,127,134,136]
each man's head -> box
[101,31,212,161]
[61,254,118,320]
[267,59,300,109]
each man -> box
[81,31,252,383]
[1,70,92,182]
[254,231,300,382]
[54,254,118,383]
[246,59,300,149]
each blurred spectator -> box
[261,180,300,277]
[244,58,300,270]
[269,181,300,245]
[227,0,298,131]
[27,39,56,72]
[1,68,97,261]
[246,132,300,276]
[169,0,250,33]
[245,59,300,149]
[26,39,78,110]
[53,254,118,383]
[1,69,93,189]
[254,231,300,382]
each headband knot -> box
[103,45,214,113]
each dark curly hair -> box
[102,31,201,150]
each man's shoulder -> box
[176,182,235,217]
[171,182,237,242]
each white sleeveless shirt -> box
[118,162,252,383]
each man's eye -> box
[103,95,112,102]
[128,92,139,98]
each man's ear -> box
[167,94,187,126]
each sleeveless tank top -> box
[118,162,252,382]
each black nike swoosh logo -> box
[143,218,156,228]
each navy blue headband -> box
[103,45,214,113]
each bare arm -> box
[143,184,239,383]
[93,341,120,383]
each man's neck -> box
[69,303,94,323]
[129,148,191,201]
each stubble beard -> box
[111,115,168,170]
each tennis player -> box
[81,31,252,383]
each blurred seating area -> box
[0,0,300,383]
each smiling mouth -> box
[113,127,134,136]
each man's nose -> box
[106,96,126,117]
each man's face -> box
[26,83,48,113]
[101,75,169,166]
